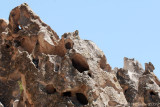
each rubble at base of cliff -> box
[0,3,160,107]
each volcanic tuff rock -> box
[0,3,160,107]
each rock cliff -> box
[0,3,160,107]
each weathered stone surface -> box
[0,3,160,107]
[117,58,160,106]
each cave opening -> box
[76,93,88,105]
[45,84,56,94]
[124,89,128,94]
[55,64,60,72]
[150,91,156,96]
[62,91,72,97]
[72,53,89,73]
[5,44,10,49]
[88,73,92,77]
[13,25,21,33]
[32,58,39,69]
[65,42,72,49]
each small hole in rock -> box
[14,26,20,33]
[5,44,10,49]
[14,40,21,47]
[72,53,89,73]
[124,89,128,94]
[150,91,156,101]
[76,93,88,105]
[32,58,39,69]
[55,64,60,72]
[36,40,39,45]
[149,81,154,84]
[150,91,156,96]
[45,84,56,94]
[65,42,72,49]
[63,91,71,97]
[88,73,92,77]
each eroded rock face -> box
[117,58,160,106]
[0,3,159,107]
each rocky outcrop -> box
[0,3,160,107]
[117,58,160,106]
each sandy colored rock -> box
[117,58,160,106]
[0,3,160,107]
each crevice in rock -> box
[13,25,21,33]
[55,64,60,72]
[124,89,128,94]
[150,91,156,101]
[45,84,56,94]
[5,44,10,49]
[62,91,71,97]
[72,53,89,73]
[14,40,21,47]
[76,93,88,105]
[122,86,129,95]
[32,58,39,69]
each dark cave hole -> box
[76,93,88,105]
[124,89,128,94]
[32,58,39,69]
[5,44,10,49]
[72,53,89,73]
[45,84,56,94]
[150,91,156,96]
[149,81,154,84]
[88,73,92,77]
[14,40,21,47]
[72,59,89,73]
[150,91,156,101]
[65,42,72,49]
[62,91,71,97]
[55,64,60,72]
